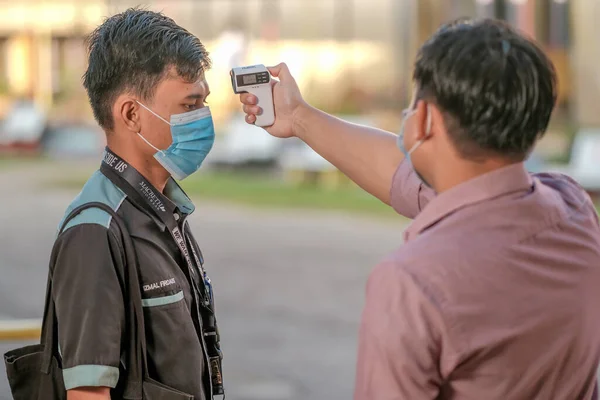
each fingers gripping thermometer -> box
[230,64,275,127]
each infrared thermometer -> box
[230,64,275,127]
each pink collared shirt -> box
[355,160,600,400]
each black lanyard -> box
[100,148,211,307]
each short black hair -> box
[413,18,557,161]
[83,8,211,130]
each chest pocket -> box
[142,290,205,397]
[141,287,196,340]
[142,290,185,308]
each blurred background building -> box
[0,0,576,116]
[0,0,596,190]
[0,1,575,103]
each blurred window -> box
[539,0,571,107]
[279,0,336,40]
[545,0,569,48]
[448,0,477,20]
[475,0,506,19]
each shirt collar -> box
[129,178,195,231]
[164,178,196,215]
[404,162,534,242]
[143,179,195,231]
[100,148,195,230]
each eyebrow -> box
[184,91,210,100]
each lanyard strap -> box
[100,148,210,305]
[100,149,223,398]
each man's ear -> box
[114,95,141,134]
[429,103,448,140]
[415,101,445,141]
[414,100,432,141]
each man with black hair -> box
[53,8,221,400]
[239,18,600,399]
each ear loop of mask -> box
[406,105,431,155]
[135,100,171,154]
[136,101,172,126]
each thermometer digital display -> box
[230,64,275,127]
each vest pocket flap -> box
[143,378,194,399]
[142,291,184,308]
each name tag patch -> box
[143,278,176,292]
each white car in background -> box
[206,114,282,168]
[0,99,47,150]
[205,114,374,174]
[545,130,600,195]
[278,115,375,174]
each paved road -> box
[3,162,598,399]
[0,161,406,400]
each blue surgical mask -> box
[397,106,432,187]
[396,108,423,160]
[136,102,215,180]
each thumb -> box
[268,63,291,80]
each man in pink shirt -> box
[238,18,600,399]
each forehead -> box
[156,70,209,95]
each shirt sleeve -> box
[390,159,436,219]
[354,261,444,400]
[51,223,125,390]
[533,171,599,226]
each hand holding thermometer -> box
[230,64,275,127]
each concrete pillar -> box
[505,0,537,39]
[390,0,417,106]
[6,35,33,97]
[396,0,448,99]
[571,0,600,128]
[6,34,53,110]
[416,0,449,46]
[32,34,53,110]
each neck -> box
[434,158,521,193]
[108,141,171,193]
